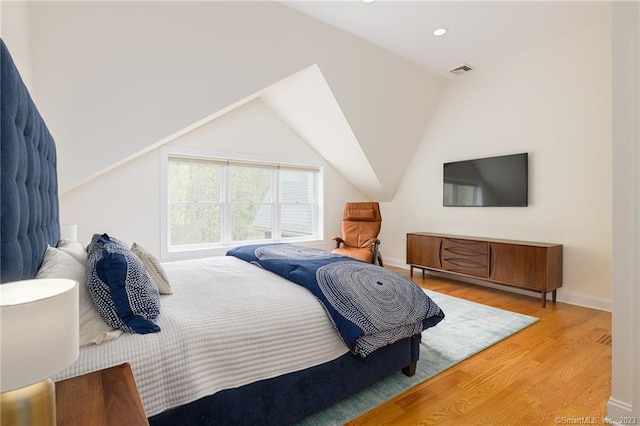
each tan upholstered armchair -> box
[331,202,383,266]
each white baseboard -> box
[558,288,612,312]
[606,397,635,425]
[384,258,612,312]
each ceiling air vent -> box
[449,64,474,75]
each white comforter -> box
[54,256,349,417]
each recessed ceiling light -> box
[362,0,375,3]
[433,28,448,37]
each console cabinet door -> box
[489,243,548,290]
[407,234,442,269]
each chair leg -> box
[371,243,383,267]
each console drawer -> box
[443,238,489,255]
[442,238,489,278]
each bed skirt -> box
[149,334,421,426]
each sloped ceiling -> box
[261,65,385,199]
[13,1,445,200]
[281,1,608,78]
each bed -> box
[0,39,444,425]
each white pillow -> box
[57,239,88,266]
[36,246,122,347]
[131,242,173,295]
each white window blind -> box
[165,153,322,255]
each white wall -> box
[381,19,612,310]
[609,0,639,420]
[1,1,33,91]
[59,98,366,257]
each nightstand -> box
[56,363,148,426]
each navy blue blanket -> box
[227,244,444,357]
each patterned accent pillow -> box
[86,234,161,334]
[131,243,172,295]
[36,246,123,346]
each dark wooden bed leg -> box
[402,362,417,377]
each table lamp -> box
[59,225,78,242]
[0,279,79,426]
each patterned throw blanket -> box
[227,244,445,357]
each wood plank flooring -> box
[347,268,612,426]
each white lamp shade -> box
[0,279,79,392]
[59,224,78,242]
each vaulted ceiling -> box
[281,1,607,78]
[1,1,607,200]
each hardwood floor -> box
[347,268,612,426]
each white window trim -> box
[160,146,327,261]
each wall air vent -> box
[449,64,474,75]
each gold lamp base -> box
[0,379,56,426]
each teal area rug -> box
[296,289,538,425]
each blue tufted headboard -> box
[0,39,60,283]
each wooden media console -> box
[406,232,563,307]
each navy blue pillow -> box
[86,234,160,334]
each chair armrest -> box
[361,238,381,247]
[331,236,344,250]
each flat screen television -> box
[443,153,528,207]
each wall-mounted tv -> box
[443,153,528,207]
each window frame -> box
[160,147,326,260]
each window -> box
[163,149,324,256]
[168,158,223,246]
